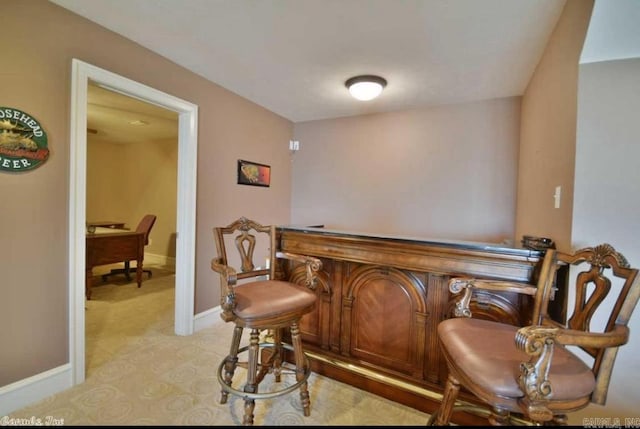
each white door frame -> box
[69,59,198,384]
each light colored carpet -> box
[9,264,430,426]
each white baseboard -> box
[0,364,73,416]
[1,305,220,416]
[144,252,176,270]
[193,305,220,332]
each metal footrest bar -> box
[217,342,311,401]
[426,403,533,426]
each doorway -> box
[85,82,178,375]
[69,59,198,385]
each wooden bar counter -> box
[276,226,550,424]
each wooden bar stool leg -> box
[290,321,310,416]
[243,400,255,427]
[242,329,260,426]
[273,328,283,382]
[221,326,243,405]
[435,373,460,425]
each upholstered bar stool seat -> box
[233,280,317,324]
[438,317,596,410]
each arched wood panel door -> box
[343,265,427,377]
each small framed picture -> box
[237,159,271,187]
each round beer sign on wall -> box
[0,107,50,172]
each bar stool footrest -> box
[217,342,311,401]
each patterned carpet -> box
[8,264,429,426]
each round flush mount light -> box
[345,75,387,101]
[128,119,149,126]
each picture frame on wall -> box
[237,159,271,187]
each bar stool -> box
[211,217,323,425]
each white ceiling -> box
[87,84,178,144]
[51,0,567,123]
[51,0,639,125]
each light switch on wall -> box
[554,186,561,209]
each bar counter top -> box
[279,225,541,258]
[278,225,543,283]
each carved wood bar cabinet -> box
[276,226,557,425]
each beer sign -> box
[0,107,50,172]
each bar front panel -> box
[276,226,545,419]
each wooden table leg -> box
[85,268,92,300]
[136,256,143,288]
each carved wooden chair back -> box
[213,217,277,321]
[214,216,275,278]
[538,244,640,406]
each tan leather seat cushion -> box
[234,280,317,321]
[438,318,596,401]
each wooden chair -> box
[428,243,640,426]
[211,217,323,425]
[102,214,157,282]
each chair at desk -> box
[428,244,640,426]
[102,214,157,283]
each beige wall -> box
[86,141,131,225]
[570,57,640,422]
[515,0,594,252]
[87,137,178,259]
[292,97,521,243]
[0,0,293,386]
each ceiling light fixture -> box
[128,119,149,126]
[345,75,387,101]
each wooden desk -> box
[276,226,558,425]
[87,220,127,229]
[85,228,145,300]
